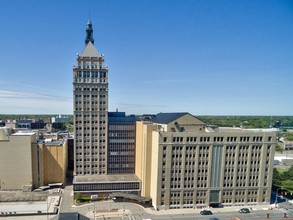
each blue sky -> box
[0,0,292,115]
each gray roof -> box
[74,174,140,183]
[80,41,99,57]
[151,112,190,124]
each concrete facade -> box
[0,128,68,191]
[72,20,140,194]
[0,129,36,191]
[136,113,276,210]
[34,139,68,186]
[73,19,108,176]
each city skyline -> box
[0,0,292,115]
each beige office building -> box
[73,18,108,176]
[0,128,37,191]
[72,20,140,194]
[136,113,276,210]
[0,128,68,191]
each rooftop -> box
[218,127,278,133]
[79,41,99,57]
[11,131,35,136]
[150,112,191,124]
[74,174,140,183]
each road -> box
[59,185,292,220]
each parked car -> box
[238,208,250,213]
[200,210,213,215]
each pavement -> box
[80,200,280,219]
[0,185,292,220]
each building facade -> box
[0,128,68,191]
[34,139,68,186]
[0,128,37,191]
[72,20,140,194]
[108,112,136,174]
[136,113,276,210]
[73,18,109,176]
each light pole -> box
[275,188,284,207]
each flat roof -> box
[45,139,66,146]
[74,174,140,183]
[11,131,35,136]
[218,127,278,133]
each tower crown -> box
[85,18,94,45]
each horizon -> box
[1,113,293,117]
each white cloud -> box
[0,90,72,114]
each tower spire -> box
[85,17,94,45]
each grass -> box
[75,194,105,204]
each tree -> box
[275,144,284,153]
[75,192,82,203]
[273,168,281,186]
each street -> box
[58,185,292,220]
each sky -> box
[0,0,292,115]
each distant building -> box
[136,113,276,209]
[283,141,293,150]
[4,121,16,129]
[52,115,70,123]
[15,119,33,129]
[274,120,281,128]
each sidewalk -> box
[84,201,274,219]
[143,204,272,216]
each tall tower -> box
[73,19,108,176]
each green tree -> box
[75,192,82,202]
[284,132,293,141]
[283,167,293,180]
[275,144,284,153]
[273,168,281,186]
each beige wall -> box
[135,122,144,180]
[135,121,158,197]
[43,141,68,186]
[150,130,159,209]
[34,140,68,187]
[166,114,206,132]
[0,128,10,141]
[136,120,276,210]
[0,132,36,191]
[0,129,68,190]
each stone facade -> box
[136,113,276,210]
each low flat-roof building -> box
[0,128,68,191]
[0,128,37,191]
[73,174,140,194]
